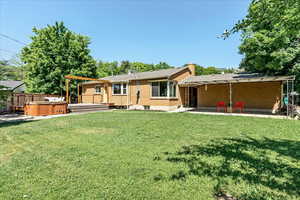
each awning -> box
[179,73,295,86]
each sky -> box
[0,0,251,68]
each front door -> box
[189,87,198,107]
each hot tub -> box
[24,101,67,116]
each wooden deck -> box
[68,104,110,113]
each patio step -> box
[68,104,109,113]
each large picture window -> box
[151,81,177,98]
[113,83,127,95]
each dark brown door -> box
[189,87,198,107]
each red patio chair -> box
[216,101,227,112]
[233,101,245,113]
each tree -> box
[189,64,232,76]
[118,60,131,74]
[21,22,97,94]
[130,62,155,72]
[0,59,24,81]
[97,61,119,77]
[223,0,300,90]
[96,60,173,78]
[154,62,172,70]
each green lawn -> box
[0,111,300,200]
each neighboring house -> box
[0,81,25,113]
[80,64,295,113]
[0,80,25,93]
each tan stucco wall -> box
[198,84,229,107]
[198,81,282,109]
[81,84,103,104]
[106,83,128,106]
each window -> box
[95,86,101,94]
[152,82,159,97]
[151,81,177,98]
[169,81,176,97]
[113,84,121,94]
[112,83,127,95]
[159,81,168,97]
[122,83,127,95]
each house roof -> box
[179,73,295,86]
[82,67,189,84]
[0,80,25,91]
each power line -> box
[0,33,27,45]
[0,49,20,62]
[0,48,18,54]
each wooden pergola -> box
[64,75,108,104]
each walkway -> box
[187,110,289,119]
[0,110,112,124]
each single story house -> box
[0,80,25,93]
[0,80,26,113]
[79,64,295,113]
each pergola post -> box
[77,83,81,104]
[65,79,70,104]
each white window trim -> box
[112,83,128,95]
[150,80,177,99]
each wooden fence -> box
[0,93,60,113]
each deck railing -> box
[1,93,60,113]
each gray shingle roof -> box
[82,67,188,85]
[179,73,295,85]
[102,67,188,82]
[0,80,25,91]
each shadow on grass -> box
[0,120,34,128]
[161,137,300,200]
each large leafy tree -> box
[223,0,300,90]
[184,64,233,76]
[97,61,119,77]
[154,62,172,70]
[21,22,96,94]
[96,60,173,78]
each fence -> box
[0,93,60,113]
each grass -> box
[0,111,300,200]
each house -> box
[79,64,295,113]
[0,80,25,93]
[0,81,26,113]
